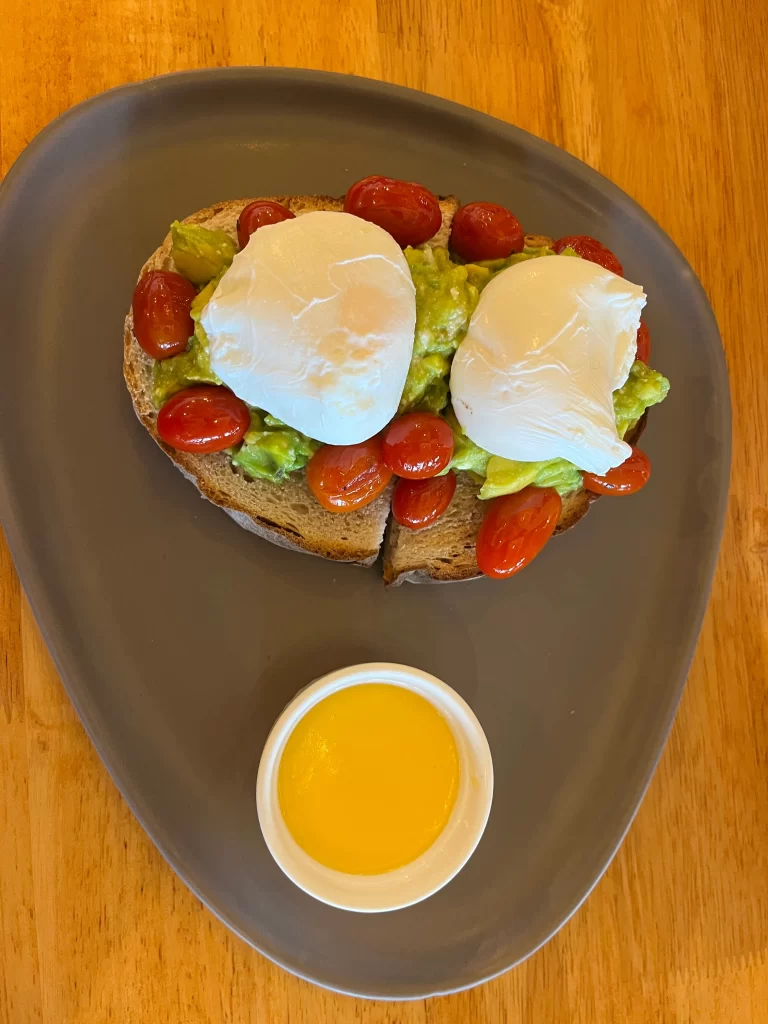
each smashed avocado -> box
[614,360,670,438]
[401,353,451,412]
[406,247,479,358]
[190,269,225,321]
[480,456,583,499]
[231,412,320,484]
[171,221,236,286]
[399,248,479,411]
[153,322,221,406]
[417,376,450,415]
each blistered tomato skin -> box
[306,436,393,512]
[392,472,457,529]
[157,385,250,453]
[553,235,624,276]
[583,447,651,495]
[382,412,454,479]
[450,202,525,262]
[635,318,651,364]
[132,270,197,360]
[476,486,562,579]
[237,201,295,249]
[343,176,442,247]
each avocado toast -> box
[124,185,669,582]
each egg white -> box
[201,211,416,445]
[450,255,646,475]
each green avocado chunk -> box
[416,377,450,414]
[479,456,583,499]
[400,353,451,412]
[171,221,236,286]
[152,322,221,406]
[231,412,320,484]
[190,269,225,321]
[614,360,670,438]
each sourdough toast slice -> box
[123,193,458,565]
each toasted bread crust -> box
[123,194,458,565]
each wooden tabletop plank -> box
[1,0,767,1020]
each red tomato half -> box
[237,201,295,249]
[343,176,442,247]
[476,487,562,579]
[382,412,454,479]
[553,235,623,276]
[392,472,457,529]
[583,447,651,495]
[306,436,393,512]
[132,270,197,360]
[450,202,524,262]
[157,385,250,453]
[635,318,651,364]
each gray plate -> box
[0,69,730,999]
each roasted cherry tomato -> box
[392,472,457,529]
[476,486,562,579]
[450,202,524,262]
[343,175,442,247]
[381,412,454,479]
[132,270,196,360]
[635,318,651,364]
[583,447,651,495]
[553,235,623,276]
[306,436,393,512]
[237,201,295,249]
[157,385,250,453]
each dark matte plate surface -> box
[0,69,730,999]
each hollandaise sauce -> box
[278,683,460,875]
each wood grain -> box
[1,0,767,1020]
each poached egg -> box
[201,211,416,446]
[450,255,646,475]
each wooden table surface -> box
[1,1,767,1021]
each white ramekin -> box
[256,662,494,913]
